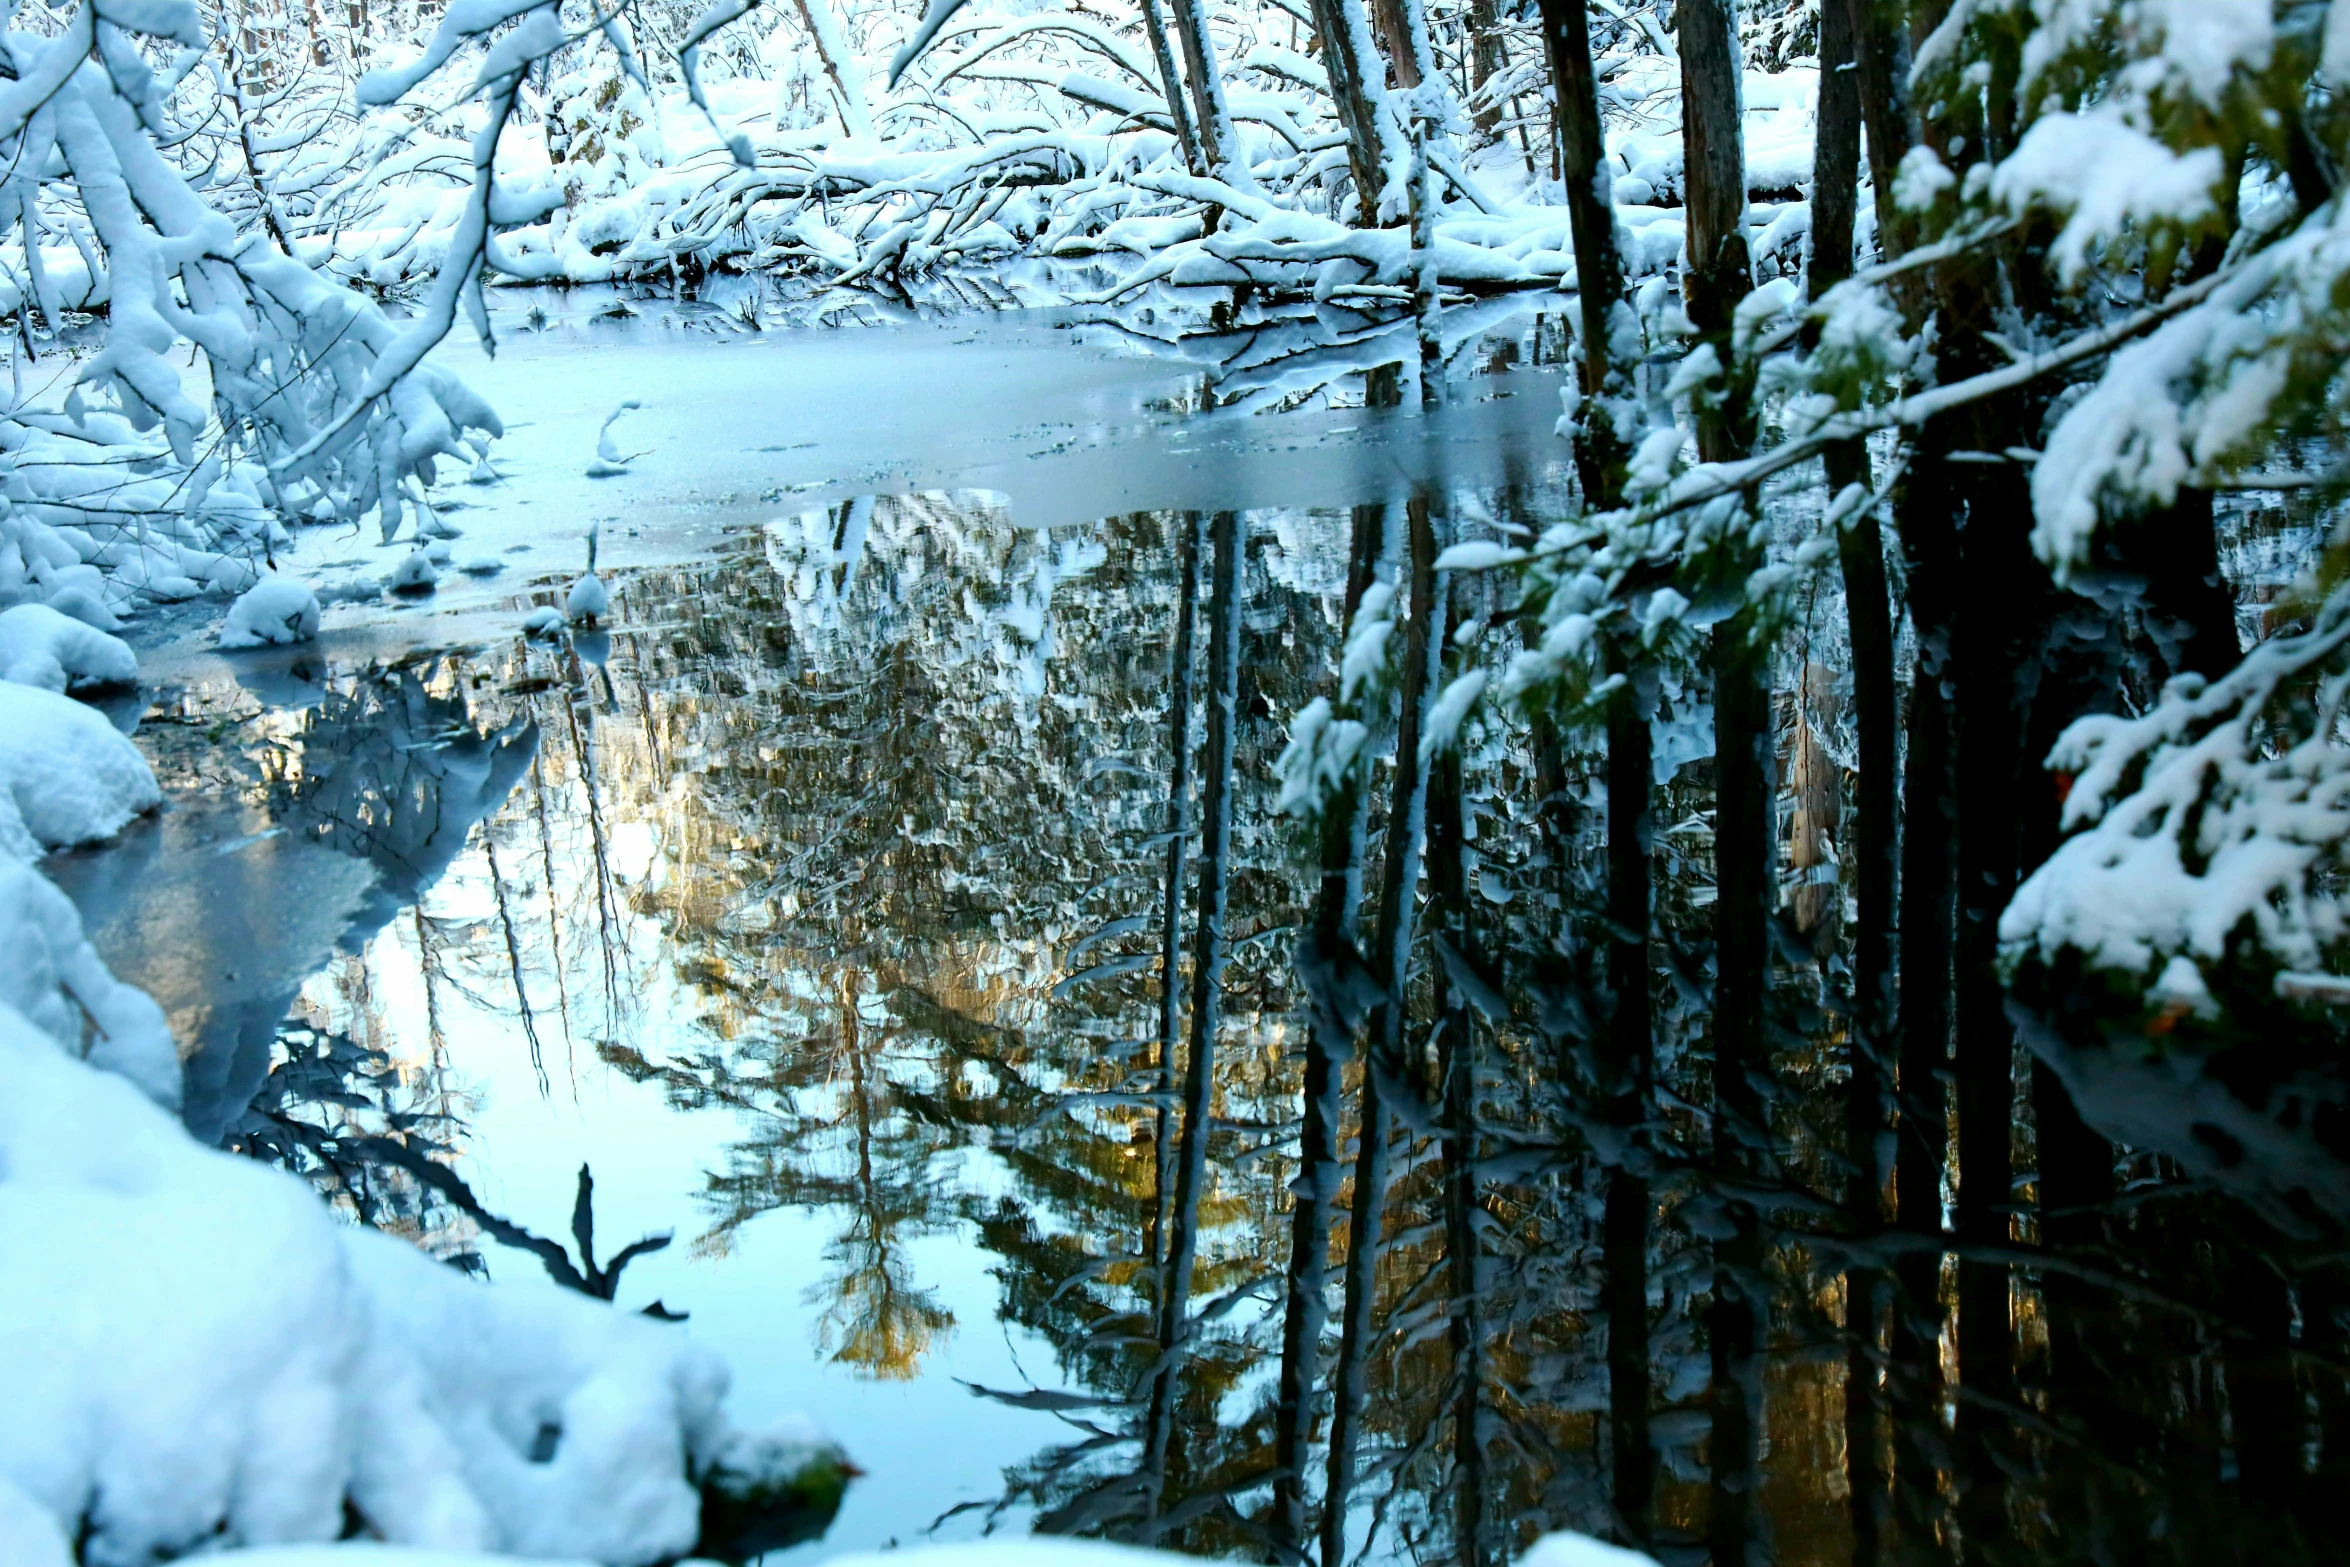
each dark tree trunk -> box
[1813,7,1894,1558]
[1467,0,1504,136]
[1602,662,1655,1544]
[1536,0,1632,503]
[1428,608,1486,1567]
[1679,4,1767,1562]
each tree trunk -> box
[1602,661,1655,1544]
[1166,0,1247,186]
[1467,0,1504,136]
[1310,0,1396,225]
[1679,3,1766,1562]
[1813,6,1894,1558]
[1140,0,1205,173]
[1427,561,1484,1567]
[1537,0,1633,503]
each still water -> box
[47,297,2343,1567]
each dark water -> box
[50,314,2350,1567]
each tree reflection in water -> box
[186,477,2350,1567]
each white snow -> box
[0,982,793,1565]
[1992,106,2220,283]
[0,603,138,691]
[0,862,178,1109]
[0,681,159,865]
[388,552,441,593]
[566,574,611,624]
[220,579,324,649]
[2002,600,2350,983]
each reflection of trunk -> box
[1152,514,1204,1289]
[484,835,549,1098]
[1811,10,1893,1548]
[1139,0,1203,173]
[1308,0,1393,225]
[1426,570,1482,1567]
[1147,509,1243,1504]
[531,752,579,1075]
[1680,3,1765,1559]
[1273,502,1384,1556]
[1323,490,1445,1567]
[1890,545,1953,1554]
[1600,654,1654,1542]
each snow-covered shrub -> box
[0,603,137,690]
[0,862,177,1108]
[0,991,753,1564]
[220,577,323,648]
[0,680,158,864]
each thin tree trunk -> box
[1892,459,1957,1564]
[1310,0,1395,224]
[1544,3,1652,1537]
[1466,0,1503,136]
[1602,661,1655,1544]
[1166,0,1247,186]
[1273,502,1385,1558]
[1813,6,1893,1558]
[1537,0,1632,502]
[1147,509,1244,1507]
[1140,0,1204,173]
[1679,4,1767,1562]
[1427,560,1484,1567]
[1323,490,1445,1567]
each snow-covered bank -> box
[0,642,847,1563]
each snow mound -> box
[0,864,178,1109]
[566,574,610,624]
[0,996,742,1565]
[220,579,324,649]
[388,552,439,593]
[524,605,567,638]
[0,603,138,691]
[1519,1530,1663,1567]
[0,682,159,864]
